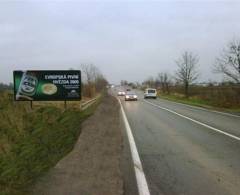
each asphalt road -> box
[115,88,240,195]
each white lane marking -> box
[157,97,240,118]
[144,99,240,142]
[118,98,151,195]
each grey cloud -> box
[0,1,240,84]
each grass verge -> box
[0,91,101,195]
[158,93,240,114]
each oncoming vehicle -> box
[125,92,138,101]
[144,88,157,99]
[118,91,126,96]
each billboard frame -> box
[13,70,81,102]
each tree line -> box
[0,83,13,91]
[81,64,108,98]
[142,39,240,98]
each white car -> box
[118,91,126,96]
[125,92,138,101]
[144,88,157,99]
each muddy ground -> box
[31,95,124,195]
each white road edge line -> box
[144,99,240,142]
[118,98,151,195]
[157,98,240,118]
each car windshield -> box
[148,90,156,93]
[126,92,135,95]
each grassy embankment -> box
[0,90,101,195]
[158,93,240,114]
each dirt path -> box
[31,95,123,195]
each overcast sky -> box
[1,0,240,84]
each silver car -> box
[118,91,126,96]
[125,92,138,101]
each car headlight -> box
[134,95,137,98]
[126,95,129,98]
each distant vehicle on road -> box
[125,92,138,101]
[144,88,157,99]
[118,91,126,96]
[126,88,131,91]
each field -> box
[158,85,240,114]
[0,90,100,195]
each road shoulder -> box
[30,95,123,195]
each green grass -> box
[0,91,101,195]
[159,93,240,114]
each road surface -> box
[116,88,240,195]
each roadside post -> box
[79,101,82,110]
[30,100,33,109]
[64,100,67,110]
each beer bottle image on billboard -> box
[16,71,38,100]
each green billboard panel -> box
[13,70,81,101]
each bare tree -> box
[214,39,240,83]
[120,80,128,86]
[95,73,108,92]
[157,72,171,94]
[81,64,99,85]
[81,64,107,97]
[175,51,199,97]
[142,76,155,88]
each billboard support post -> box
[30,101,33,110]
[64,100,67,110]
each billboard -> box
[13,70,81,101]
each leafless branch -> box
[214,39,240,83]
